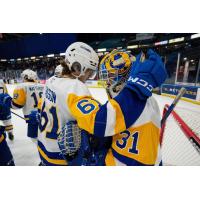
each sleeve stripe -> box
[5,125,13,131]
[0,134,5,143]
[114,88,146,129]
[109,99,126,134]
[94,103,107,137]
[104,102,116,136]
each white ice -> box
[5,84,200,166]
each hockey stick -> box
[160,88,200,154]
[11,110,26,121]
[169,107,200,154]
[161,87,186,126]
[160,87,186,146]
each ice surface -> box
[5,85,200,166]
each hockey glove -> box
[125,49,167,100]
[58,121,81,162]
[27,111,40,125]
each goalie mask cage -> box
[160,104,200,166]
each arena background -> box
[0,33,200,104]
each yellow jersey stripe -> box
[38,98,43,111]
[37,146,67,165]
[5,125,13,131]
[109,99,126,134]
[0,134,5,143]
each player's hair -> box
[60,59,72,76]
[60,59,79,78]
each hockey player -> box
[58,49,165,166]
[53,63,98,165]
[36,43,99,165]
[0,102,15,165]
[0,70,44,143]
[96,50,163,165]
[34,42,166,166]
[0,80,14,141]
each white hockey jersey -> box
[12,82,44,118]
[37,76,91,166]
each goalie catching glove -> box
[57,121,82,161]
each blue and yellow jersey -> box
[12,82,44,117]
[67,88,162,166]
[0,82,13,131]
[0,123,5,144]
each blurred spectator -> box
[0,56,63,82]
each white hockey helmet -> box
[21,69,37,81]
[54,64,63,77]
[65,42,99,78]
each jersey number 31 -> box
[116,131,139,154]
